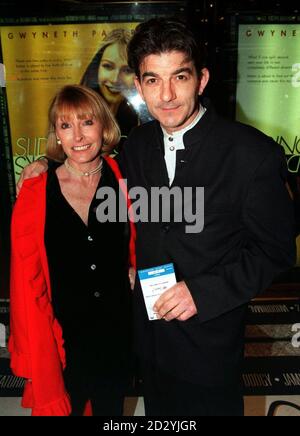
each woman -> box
[9,85,136,416]
[81,28,139,152]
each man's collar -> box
[153,98,216,149]
[161,104,206,140]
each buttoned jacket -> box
[118,103,296,385]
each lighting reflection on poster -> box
[0,22,151,182]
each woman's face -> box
[98,42,134,105]
[55,112,103,165]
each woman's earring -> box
[57,137,62,145]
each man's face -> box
[134,51,209,133]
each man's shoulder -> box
[117,120,159,169]
[126,120,158,145]
[216,115,278,157]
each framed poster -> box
[236,23,300,268]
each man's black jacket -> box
[117,103,296,386]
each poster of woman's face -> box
[97,41,135,106]
[0,22,152,185]
[80,27,151,153]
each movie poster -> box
[0,0,186,300]
[236,24,300,266]
[0,22,147,183]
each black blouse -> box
[44,159,132,376]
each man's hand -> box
[153,281,198,322]
[16,159,49,196]
[128,267,136,290]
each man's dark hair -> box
[127,18,206,79]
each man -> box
[17,18,296,416]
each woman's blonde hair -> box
[46,84,121,161]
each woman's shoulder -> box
[14,172,48,216]
[20,172,48,195]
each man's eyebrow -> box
[173,67,193,75]
[141,71,159,79]
[141,67,193,80]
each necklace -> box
[64,158,103,177]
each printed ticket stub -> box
[138,263,177,321]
